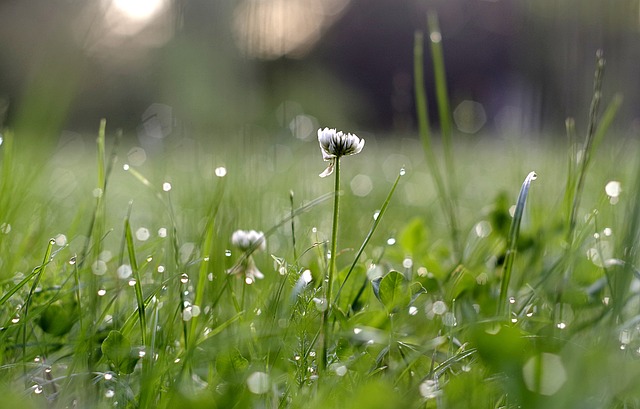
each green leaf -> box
[101,330,138,374]
[378,271,410,312]
[37,301,77,336]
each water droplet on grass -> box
[432,301,447,315]
[104,373,113,380]
[117,264,132,279]
[11,316,20,324]
[522,353,566,396]
[33,385,43,394]
[509,297,516,304]
[128,279,136,286]
[180,273,189,284]
[69,256,77,265]
[215,167,227,177]
[419,379,440,399]
[386,237,396,245]
[399,167,406,176]
[105,390,115,398]
[225,250,232,257]
[136,227,150,241]
[92,260,107,276]
[157,265,165,273]
[556,322,567,329]
[246,372,270,394]
[98,289,106,296]
[158,227,167,237]
[162,182,172,192]
[402,258,413,269]
[409,306,418,316]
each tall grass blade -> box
[124,207,147,346]
[497,171,537,316]
[335,168,403,304]
[414,30,460,260]
[567,51,605,241]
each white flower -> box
[231,229,266,252]
[317,127,365,177]
[229,229,266,281]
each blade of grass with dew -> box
[188,174,227,346]
[21,238,54,376]
[414,30,460,261]
[427,11,459,232]
[497,171,537,317]
[612,154,640,321]
[567,51,605,242]
[334,167,404,305]
[124,208,147,346]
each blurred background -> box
[0,0,639,145]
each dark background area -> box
[0,0,638,142]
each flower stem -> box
[322,157,341,371]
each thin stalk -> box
[414,31,460,260]
[567,51,605,242]
[321,157,341,370]
[497,171,537,317]
[427,11,455,192]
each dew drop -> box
[399,167,406,176]
[123,164,130,171]
[97,289,107,296]
[146,255,153,262]
[509,297,516,304]
[214,167,227,177]
[225,250,232,257]
[105,390,115,398]
[373,211,380,220]
[49,238,56,245]
[245,277,254,285]
[104,373,113,380]
[386,237,396,245]
[158,227,167,238]
[138,350,146,358]
[294,355,301,361]
[135,227,150,241]
[128,279,136,287]
[33,385,43,394]
[11,316,20,324]
[180,273,189,284]
[162,182,172,192]
[117,264,133,279]
[409,306,418,316]
[402,258,413,269]
[55,234,67,246]
[44,367,52,374]
[68,256,77,265]
[246,371,270,394]
[556,322,567,329]
[157,265,165,273]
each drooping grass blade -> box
[497,171,537,317]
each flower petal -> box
[319,160,335,177]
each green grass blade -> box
[334,168,404,304]
[567,51,605,241]
[414,30,461,260]
[497,171,537,316]
[124,208,147,346]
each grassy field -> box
[1,41,640,409]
